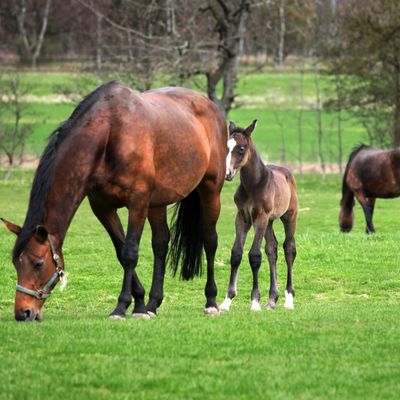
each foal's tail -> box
[339,146,364,232]
[169,190,203,280]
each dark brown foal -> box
[220,120,298,311]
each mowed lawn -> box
[0,171,399,400]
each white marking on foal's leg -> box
[250,299,261,312]
[219,297,232,311]
[284,290,294,309]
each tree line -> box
[1,0,400,172]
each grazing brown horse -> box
[340,144,400,234]
[2,81,227,321]
[220,120,298,311]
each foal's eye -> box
[238,146,245,155]
[34,260,44,269]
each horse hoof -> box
[147,311,157,318]
[250,300,261,312]
[265,303,276,310]
[108,314,126,321]
[204,307,220,316]
[132,312,151,320]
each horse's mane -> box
[341,144,370,197]
[13,81,117,258]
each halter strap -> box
[16,233,64,300]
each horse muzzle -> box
[15,307,43,322]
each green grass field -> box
[1,171,400,399]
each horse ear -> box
[228,121,236,135]
[243,119,257,137]
[1,218,22,235]
[35,225,48,243]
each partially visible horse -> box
[340,144,400,234]
[2,81,227,321]
[220,120,298,311]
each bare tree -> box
[0,75,33,179]
[11,0,52,69]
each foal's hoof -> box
[250,300,261,312]
[108,314,126,321]
[132,312,151,320]
[219,298,232,312]
[265,302,277,310]
[284,291,294,309]
[204,307,220,316]
[147,311,157,318]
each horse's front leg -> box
[110,197,149,319]
[220,210,251,311]
[356,192,376,234]
[146,206,170,317]
[249,212,268,311]
[264,220,279,309]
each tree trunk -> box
[277,0,286,66]
[313,61,326,176]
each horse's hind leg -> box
[197,180,222,315]
[219,211,251,311]
[281,211,297,309]
[88,199,146,319]
[264,221,279,309]
[146,206,170,316]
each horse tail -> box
[169,190,203,280]
[340,145,366,232]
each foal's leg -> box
[264,221,279,310]
[219,211,251,311]
[88,199,146,319]
[281,211,297,309]
[355,191,375,233]
[146,206,170,316]
[198,181,222,315]
[249,213,269,311]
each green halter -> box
[16,233,64,300]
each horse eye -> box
[34,260,44,269]
[239,146,245,154]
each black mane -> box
[13,81,117,258]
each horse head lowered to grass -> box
[2,81,227,321]
[339,144,400,234]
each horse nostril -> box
[15,308,34,322]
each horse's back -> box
[87,83,227,206]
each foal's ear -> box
[228,121,237,135]
[34,225,48,243]
[243,119,257,137]
[1,218,22,235]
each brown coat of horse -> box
[220,120,298,311]
[2,81,227,321]
[340,144,400,233]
